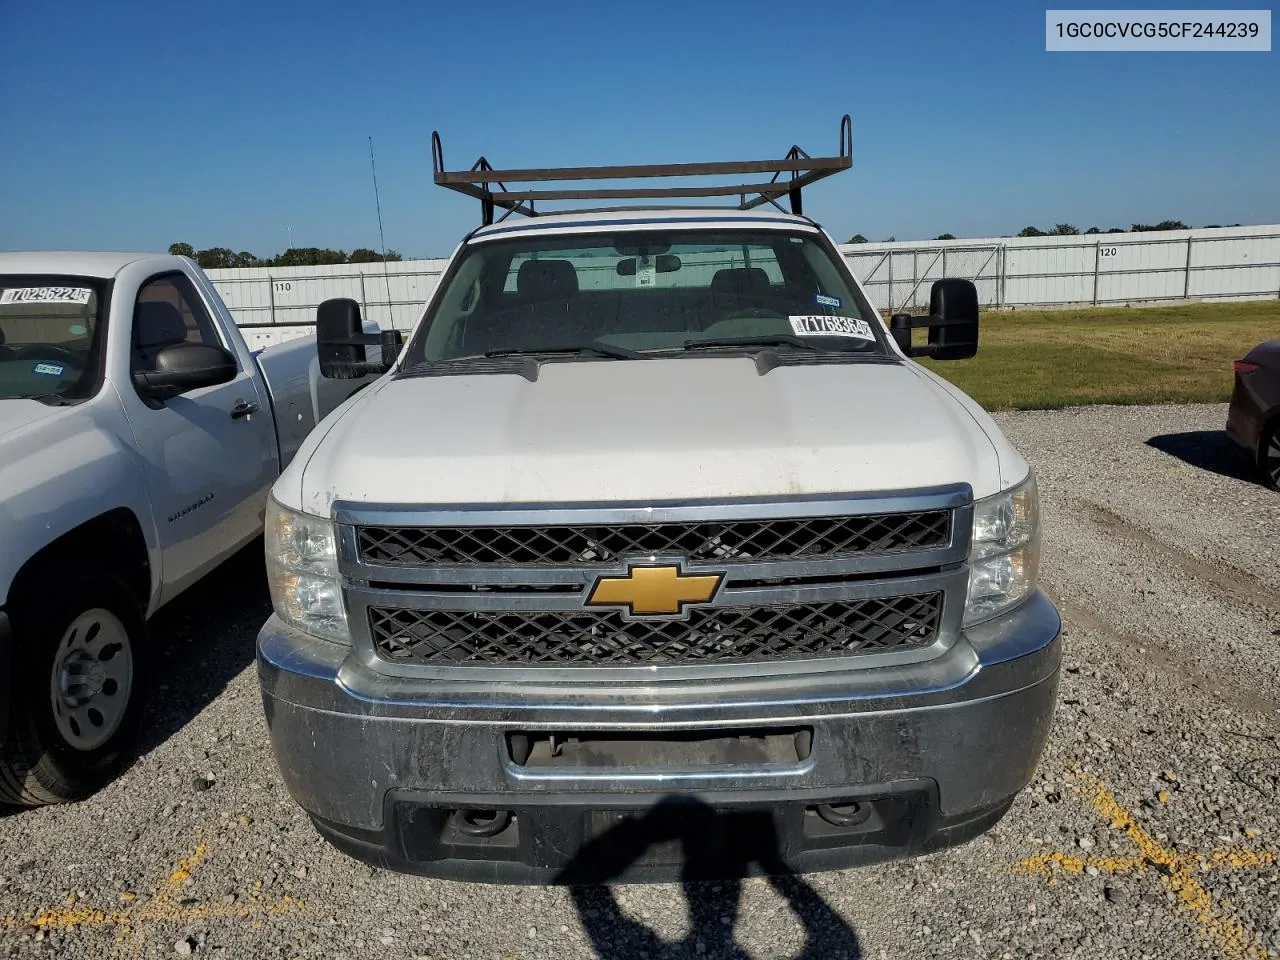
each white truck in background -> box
[0,252,386,805]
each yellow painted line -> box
[1019,850,1145,878]
[164,843,207,890]
[0,842,303,937]
[1087,779,1268,960]
[1208,849,1277,870]
[22,906,133,931]
[1021,776,1274,960]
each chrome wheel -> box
[48,608,134,751]
[1266,430,1280,490]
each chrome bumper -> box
[258,590,1061,881]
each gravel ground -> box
[1,402,1278,960]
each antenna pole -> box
[369,136,395,330]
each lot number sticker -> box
[1,287,92,305]
[789,315,876,340]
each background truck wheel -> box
[0,574,148,806]
[1260,421,1280,491]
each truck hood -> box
[294,357,1014,515]
[0,398,67,441]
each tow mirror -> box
[133,343,237,401]
[889,279,979,361]
[317,298,403,379]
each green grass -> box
[912,300,1280,410]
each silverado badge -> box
[586,563,723,617]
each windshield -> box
[411,229,886,362]
[0,275,108,403]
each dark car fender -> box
[0,611,11,743]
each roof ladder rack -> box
[431,115,852,226]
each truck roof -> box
[0,251,176,278]
[469,207,821,242]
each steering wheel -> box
[9,344,79,365]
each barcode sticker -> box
[1,287,92,305]
[788,315,876,340]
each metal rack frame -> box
[431,116,852,226]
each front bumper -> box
[258,591,1061,883]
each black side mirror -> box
[889,314,914,354]
[889,279,979,361]
[318,298,366,379]
[133,343,237,401]
[317,298,402,379]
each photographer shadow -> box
[555,796,862,960]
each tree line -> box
[168,243,403,269]
[847,219,1243,243]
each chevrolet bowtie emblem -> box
[586,564,724,617]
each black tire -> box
[0,573,148,806]
[1260,420,1280,492]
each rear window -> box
[0,275,109,403]
[414,229,883,361]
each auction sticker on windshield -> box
[789,315,875,340]
[0,287,92,305]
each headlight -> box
[265,498,349,643]
[965,472,1040,626]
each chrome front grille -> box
[369,593,943,666]
[336,488,972,678]
[356,511,950,567]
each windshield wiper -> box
[681,335,863,353]
[396,342,643,380]
[481,343,644,361]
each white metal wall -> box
[209,224,1280,346]
[210,258,450,349]
[843,224,1280,312]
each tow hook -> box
[814,801,871,828]
[453,808,512,838]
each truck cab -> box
[0,252,369,804]
[257,125,1061,882]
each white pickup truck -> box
[257,127,1062,883]
[0,252,381,805]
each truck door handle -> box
[230,400,260,420]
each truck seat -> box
[461,260,585,354]
[516,259,579,301]
[132,302,189,371]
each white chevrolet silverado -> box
[0,252,380,805]
[258,127,1062,882]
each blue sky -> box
[1,0,1276,257]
